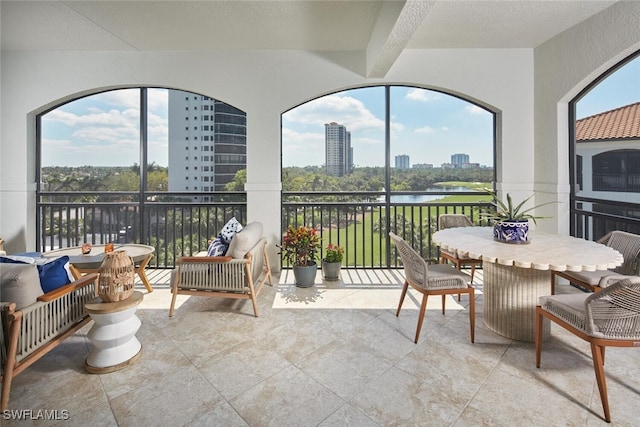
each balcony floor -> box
[5,268,640,426]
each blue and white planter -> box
[493,220,530,244]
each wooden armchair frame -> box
[169,238,272,317]
[1,273,98,410]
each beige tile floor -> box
[4,268,640,426]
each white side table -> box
[84,291,143,373]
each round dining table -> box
[432,227,623,341]
[42,244,155,293]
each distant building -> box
[441,163,455,169]
[451,153,470,168]
[168,90,246,195]
[325,122,353,176]
[462,163,480,169]
[412,163,433,169]
[395,154,410,170]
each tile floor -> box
[4,268,640,426]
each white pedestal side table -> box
[85,291,143,373]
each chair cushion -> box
[539,293,589,332]
[0,263,45,309]
[227,222,263,259]
[560,269,627,287]
[425,263,469,290]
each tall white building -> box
[451,153,470,168]
[325,122,353,177]
[395,154,410,170]
[168,90,246,195]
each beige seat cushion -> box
[227,222,263,259]
[0,263,44,309]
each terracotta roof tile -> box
[576,102,640,141]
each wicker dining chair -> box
[438,214,481,282]
[389,232,475,343]
[550,230,640,294]
[535,276,640,423]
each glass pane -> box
[389,87,494,199]
[41,88,141,192]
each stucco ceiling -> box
[0,0,618,77]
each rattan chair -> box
[438,214,481,282]
[550,231,640,294]
[389,232,475,343]
[535,276,640,422]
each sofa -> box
[0,258,98,410]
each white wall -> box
[534,1,640,234]
[2,1,638,256]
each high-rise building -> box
[451,153,470,168]
[325,122,353,176]
[168,90,246,195]
[395,154,410,170]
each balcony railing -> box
[37,191,246,268]
[41,190,640,270]
[282,191,493,268]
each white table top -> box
[432,227,623,272]
[43,244,154,268]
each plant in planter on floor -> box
[279,225,321,287]
[322,243,344,280]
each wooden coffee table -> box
[42,244,155,292]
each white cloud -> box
[284,94,384,133]
[415,126,435,134]
[465,105,489,115]
[406,89,442,102]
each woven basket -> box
[98,250,135,302]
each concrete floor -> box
[4,268,639,426]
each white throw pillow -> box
[219,217,244,244]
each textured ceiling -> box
[0,0,619,76]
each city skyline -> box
[40,56,639,169]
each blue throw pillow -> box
[36,256,72,293]
[207,237,229,256]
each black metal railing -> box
[282,191,493,268]
[37,191,246,268]
[572,196,640,240]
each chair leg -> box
[441,294,446,315]
[169,276,179,317]
[470,264,476,282]
[396,281,409,317]
[468,288,475,343]
[590,343,611,423]
[414,293,428,343]
[550,271,556,295]
[535,308,543,368]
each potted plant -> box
[480,189,555,244]
[279,225,321,287]
[322,243,344,280]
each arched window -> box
[571,52,640,238]
[36,88,247,264]
[281,85,495,267]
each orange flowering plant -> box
[279,225,321,266]
[323,243,344,263]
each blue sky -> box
[41,55,639,168]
